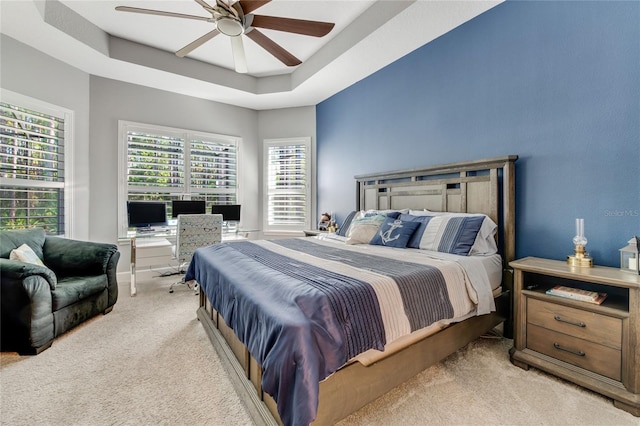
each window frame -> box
[0,89,74,236]
[262,136,313,235]
[117,120,241,238]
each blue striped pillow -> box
[413,214,485,255]
[398,213,434,249]
[336,210,358,237]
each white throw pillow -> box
[345,214,386,245]
[10,243,45,266]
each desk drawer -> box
[527,324,621,381]
[527,298,622,349]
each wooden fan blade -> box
[251,15,334,37]
[230,36,248,73]
[176,29,220,57]
[238,0,271,14]
[245,29,301,66]
[115,6,210,22]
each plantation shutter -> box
[119,122,240,236]
[266,138,310,229]
[126,131,185,198]
[189,137,237,201]
[1,101,66,234]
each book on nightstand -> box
[546,285,607,304]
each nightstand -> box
[303,230,326,237]
[510,257,640,417]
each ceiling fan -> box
[115,0,335,73]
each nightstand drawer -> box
[527,324,621,381]
[527,298,622,349]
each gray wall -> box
[1,35,92,240]
[89,76,260,241]
[89,77,261,271]
[2,35,317,273]
[258,106,317,231]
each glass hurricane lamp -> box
[567,218,593,267]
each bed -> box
[187,155,518,425]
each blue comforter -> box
[185,238,479,425]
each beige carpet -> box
[1,276,637,426]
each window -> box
[263,137,311,233]
[1,91,72,235]
[118,121,239,237]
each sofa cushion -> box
[0,228,46,260]
[43,237,118,278]
[52,275,109,311]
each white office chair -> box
[169,213,223,294]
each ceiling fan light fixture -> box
[115,0,335,73]
[216,17,244,36]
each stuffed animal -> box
[318,212,331,230]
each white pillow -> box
[469,218,499,255]
[10,243,45,266]
[345,214,386,245]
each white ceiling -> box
[0,0,503,110]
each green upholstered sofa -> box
[0,228,120,354]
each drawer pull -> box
[554,315,586,328]
[553,342,585,357]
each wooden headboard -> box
[354,156,518,265]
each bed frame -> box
[196,155,518,425]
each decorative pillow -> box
[364,209,407,219]
[345,214,386,245]
[416,214,486,255]
[369,217,421,248]
[398,213,435,249]
[10,243,45,266]
[336,210,358,237]
[365,211,401,219]
[421,211,498,255]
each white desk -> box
[125,228,255,296]
[127,230,175,297]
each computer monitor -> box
[211,204,241,222]
[171,200,206,217]
[127,201,167,229]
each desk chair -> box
[170,214,222,294]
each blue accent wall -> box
[317,1,639,267]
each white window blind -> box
[264,137,311,232]
[119,122,240,236]
[189,137,237,193]
[127,131,185,195]
[1,97,69,235]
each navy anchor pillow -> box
[369,217,421,248]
